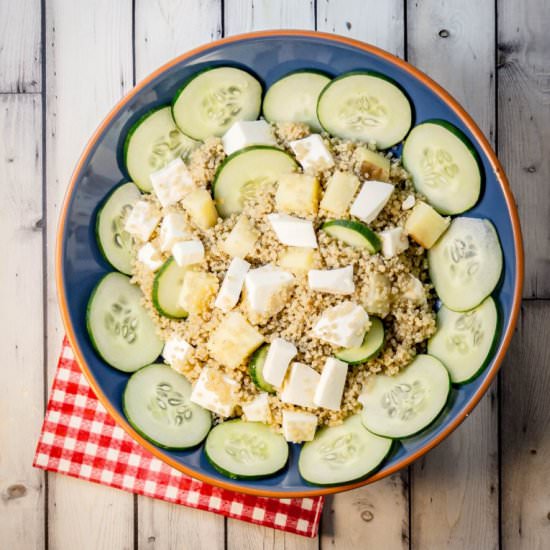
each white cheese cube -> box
[222,120,277,156]
[214,257,250,312]
[190,367,239,417]
[244,265,294,314]
[280,362,320,408]
[308,266,355,295]
[282,410,317,443]
[379,227,409,258]
[241,393,270,423]
[314,357,348,410]
[267,213,318,248]
[124,200,160,242]
[159,212,190,252]
[262,338,298,388]
[402,194,416,210]
[150,157,195,207]
[172,239,205,266]
[289,134,334,173]
[137,242,163,271]
[163,337,192,369]
[350,181,394,223]
[402,274,427,305]
[312,301,370,348]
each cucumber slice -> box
[212,145,298,218]
[124,106,197,192]
[248,344,276,393]
[96,182,141,274]
[321,219,381,253]
[403,120,481,214]
[86,272,163,372]
[172,67,262,140]
[262,70,331,132]
[123,363,212,449]
[204,420,289,479]
[152,258,189,319]
[317,71,412,149]
[298,415,392,486]
[360,354,450,439]
[428,217,503,312]
[336,317,384,364]
[428,297,499,384]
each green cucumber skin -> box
[248,344,276,394]
[95,181,139,275]
[152,258,189,320]
[335,317,385,365]
[122,366,212,451]
[321,219,381,254]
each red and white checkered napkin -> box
[33,337,323,537]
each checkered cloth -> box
[33,337,323,537]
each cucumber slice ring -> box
[204,420,289,479]
[360,354,451,439]
[172,66,262,140]
[123,363,212,450]
[317,70,413,148]
[298,415,392,486]
[321,219,381,253]
[403,119,482,214]
[152,258,189,319]
[248,344,276,394]
[336,317,385,364]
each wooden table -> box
[1,1,548,548]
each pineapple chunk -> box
[179,270,219,314]
[319,171,360,215]
[182,188,218,229]
[222,215,259,258]
[278,247,315,274]
[354,146,391,181]
[208,311,264,369]
[363,272,392,317]
[275,173,320,216]
[405,201,450,248]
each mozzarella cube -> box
[150,157,195,207]
[137,242,163,271]
[124,200,160,241]
[379,227,409,258]
[402,274,427,305]
[214,257,250,312]
[308,265,355,295]
[402,194,416,210]
[312,302,370,348]
[320,171,360,215]
[159,212,190,252]
[222,120,277,155]
[278,247,315,274]
[190,367,239,417]
[262,338,298,388]
[172,239,205,266]
[267,213,318,248]
[280,362,321,408]
[282,410,317,443]
[163,337,192,369]
[241,393,270,423]
[350,181,394,223]
[222,215,259,259]
[289,134,334,173]
[244,265,294,315]
[314,357,348,410]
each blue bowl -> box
[57,31,523,497]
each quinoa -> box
[131,123,437,433]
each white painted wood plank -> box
[498,0,550,298]
[407,2,499,548]
[45,2,135,549]
[317,0,405,57]
[316,4,409,548]
[134,2,225,547]
[135,0,222,80]
[501,302,550,548]
[226,520,318,550]
[224,0,315,34]
[0,0,41,92]
[0,94,45,550]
